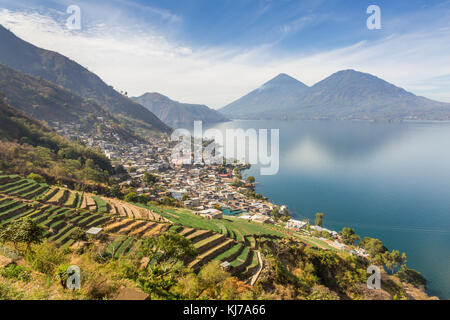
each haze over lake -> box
[204,120,450,299]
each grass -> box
[114,237,134,258]
[194,234,223,248]
[64,192,77,208]
[0,200,19,210]
[9,183,39,196]
[140,203,285,239]
[49,224,75,242]
[54,226,78,244]
[105,236,127,256]
[0,208,35,225]
[22,184,48,199]
[246,251,258,269]
[85,216,109,228]
[0,179,28,191]
[230,247,250,267]
[214,243,243,261]
[3,181,35,194]
[92,196,108,213]
[0,203,28,220]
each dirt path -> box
[250,251,263,286]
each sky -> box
[0,0,450,108]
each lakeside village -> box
[52,120,369,259]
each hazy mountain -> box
[132,92,228,127]
[220,73,309,119]
[0,25,171,134]
[0,63,143,143]
[220,70,450,121]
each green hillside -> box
[0,96,115,184]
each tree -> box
[360,237,387,258]
[143,172,158,186]
[124,192,147,204]
[0,219,45,253]
[246,176,255,183]
[340,227,361,246]
[396,266,426,288]
[217,166,227,174]
[135,231,197,297]
[315,213,324,226]
[27,173,45,183]
[70,227,87,247]
[271,207,281,221]
[382,250,407,274]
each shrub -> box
[26,242,68,275]
[396,267,427,288]
[27,173,45,183]
[0,264,31,282]
[54,263,71,289]
[0,281,24,300]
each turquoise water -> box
[205,120,450,299]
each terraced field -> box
[0,175,171,260]
[0,174,267,278]
[140,203,286,239]
[169,226,259,275]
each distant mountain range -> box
[220,70,450,121]
[132,92,228,127]
[0,25,171,135]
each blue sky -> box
[0,0,450,107]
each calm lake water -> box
[203,120,450,299]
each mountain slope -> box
[0,63,143,143]
[132,92,228,127]
[220,73,309,119]
[0,95,115,184]
[297,70,450,120]
[0,25,171,134]
[220,70,450,120]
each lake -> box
[204,120,450,299]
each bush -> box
[0,281,24,300]
[54,263,71,289]
[396,267,427,288]
[124,192,147,204]
[0,264,31,282]
[26,242,68,275]
[27,173,45,183]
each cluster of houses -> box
[51,121,370,259]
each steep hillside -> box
[0,97,115,184]
[0,25,171,134]
[0,64,143,143]
[132,92,228,127]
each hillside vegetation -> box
[0,97,115,184]
[0,25,171,136]
[0,173,435,300]
[0,64,143,143]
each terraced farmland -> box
[141,203,286,241]
[0,174,263,280]
[0,175,171,256]
[171,226,258,275]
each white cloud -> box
[1,7,450,108]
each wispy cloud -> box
[1,5,450,108]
